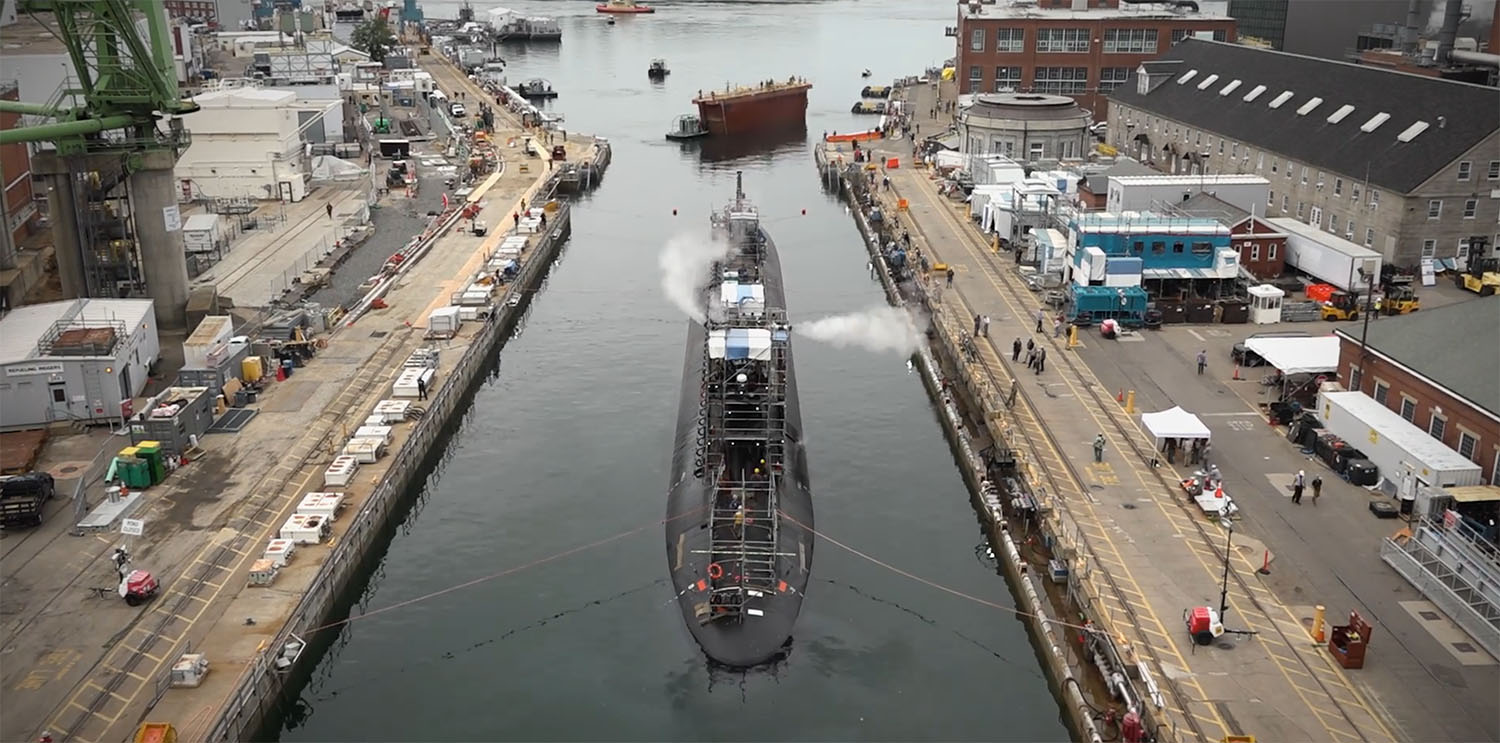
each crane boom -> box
[0,0,199,154]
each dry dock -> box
[0,58,605,743]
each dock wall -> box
[821,159,1108,743]
[202,179,578,743]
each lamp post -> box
[1218,522,1234,620]
[1353,257,1380,393]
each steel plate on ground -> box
[208,408,259,434]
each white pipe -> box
[1450,50,1500,67]
[343,206,466,326]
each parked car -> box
[449,102,467,118]
[1231,330,1310,367]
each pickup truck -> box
[0,472,56,528]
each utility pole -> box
[1218,523,1234,620]
[1354,257,1379,392]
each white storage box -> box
[517,217,541,234]
[342,437,386,463]
[263,538,297,567]
[371,399,412,423]
[405,348,439,369]
[279,513,332,545]
[459,306,490,322]
[296,492,346,520]
[501,235,529,252]
[392,367,435,398]
[248,559,279,587]
[428,306,462,336]
[324,455,359,487]
[354,425,393,445]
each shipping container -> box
[1317,390,1482,490]
[1271,218,1381,293]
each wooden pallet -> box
[0,429,49,475]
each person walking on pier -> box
[981,315,990,337]
[417,376,428,401]
[1053,316,1064,338]
[1093,434,1106,463]
[974,314,982,337]
[946,267,955,286]
[1196,349,1208,375]
[1012,337,1022,361]
[1035,346,1047,374]
[1035,307,1046,333]
[1292,470,1305,504]
[1311,474,1323,506]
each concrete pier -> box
[814,76,1498,743]
[0,70,605,743]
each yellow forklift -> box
[1382,283,1420,315]
[1454,236,1498,296]
[1320,290,1362,321]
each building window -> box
[971,28,985,51]
[1231,143,1239,158]
[1033,66,1088,95]
[1373,381,1389,404]
[1268,189,1275,205]
[1463,199,1477,219]
[1029,141,1046,160]
[1427,199,1441,219]
[1352,183,1361,202]
[1172,241,1185,253]
[1429,414,1446,442]
[1457,161,1472,181]
[1329,215,1339,234]
[1270,158,1278,174]
[1399,397,1416,422]
[1489,160,1500,180]
[1151,241,1166,254]
[1099,67,1131,92]
[1369,190,1379,209]
[1191,241,1213,255]
[1333,178,1343,195]
[1348,365,1362,391]
[1037,28,1090,53]
[1309,205,1322,226]
[1458,431,1478,462]
[1257,152,1264,171]
[1213,29,1228,42]
[968,66,983,93]
[1281,194,1289,213]
[1365,228,1374,247]
[1301,166,1308,184]
[1250,244,1260,261]
[995,28,1025,52]
[1172,29,1190,44]
[1458,237,1470,259]
[1268,243,1278,260]
[1421,239,1437,257]
[994,66,1022,91]
[1103,28,1158,54]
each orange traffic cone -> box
[1117,389,1125,402]
[1232,364,1241,381]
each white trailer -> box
[1269,218,1381,293]
[1317,390,1482,491]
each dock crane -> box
[0,0,200,328]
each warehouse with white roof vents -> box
[1107,39,1500,268]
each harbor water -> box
[275,1,1068,740]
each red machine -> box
[1185,606,1223,646]
[120,570,159,606]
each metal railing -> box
[1381,537,1500,658]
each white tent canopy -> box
[1140,406,1211,441]
[1244,335,1340,375]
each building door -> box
[278,181,294,202]
[48,381,70,421]
[119,366,132,404]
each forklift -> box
[1382,281,1420,315]
[1319,290,1361,321]
[1454,237,1499,296]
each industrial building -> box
[957,92,1092,163]
[0,298,160,430]
[1334,295,1500,485]
[951,0,1236,116]
[1176,192,1287,278]
[1106,38,1500,268]
[174,86,317,202]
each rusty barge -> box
[692,78,811,137]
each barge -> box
[693,78,811,137]
[665,172,814,667]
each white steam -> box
[658,233,732,323]
[799,306,925,355]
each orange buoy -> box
[708,562,724,580]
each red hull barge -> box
[692,78,811,137]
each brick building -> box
[1178,192,1286,278]
[1107,40,1500,269]
[0,81,38,272]
[1334,296,1500,485]
[952,0,1236,117]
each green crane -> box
[0,0,199,157]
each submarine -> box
[664,172,814,667]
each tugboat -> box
[665,172,813,668]
[648,59,670,80]
[597,0,655,12]
[516,78,558,99]
[665,113,708,141]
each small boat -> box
[648,59,670,79]
[850,101,887,115]
[516,78,558,99]
[606,17,615,24]
[597,0,654,13]
[824,128,883,143]
[860,85,890,99]
[861,69,872,78]
[665,114,708,141]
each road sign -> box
[121,518,144,536]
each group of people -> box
[1159,436,1210,466]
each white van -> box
[449,102,467,118]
